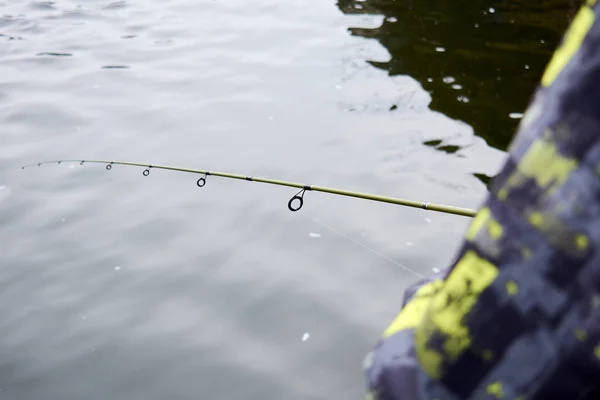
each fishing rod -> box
[22,159,478,218]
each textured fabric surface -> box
[364,1,600,399]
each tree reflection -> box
[338,0,580,151]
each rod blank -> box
[22,159,478,218]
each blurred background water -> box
[0,0,577,399]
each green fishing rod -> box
[22,159,478,218]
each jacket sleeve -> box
[365,1,600,399]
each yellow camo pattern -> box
[383,279,444,338]
[465,207,504,242]
[409,2,594,384]
[541,3,595,87]
[518,136,577,191]
[415,251,499,379]
[498,132,578,202]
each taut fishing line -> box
[311,218,424,278]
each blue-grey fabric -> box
[365,2,600,399]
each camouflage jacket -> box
[364,1,600,399]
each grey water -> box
[0,0,572,399]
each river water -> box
[0,1,574,399]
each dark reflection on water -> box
[37,52,72,57]
[423,140,463,155]
[473,172,494,187]
[337,0,579,151]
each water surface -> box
[0,0,568,399]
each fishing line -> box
[311,218,424,279]
[22,159,477,218]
